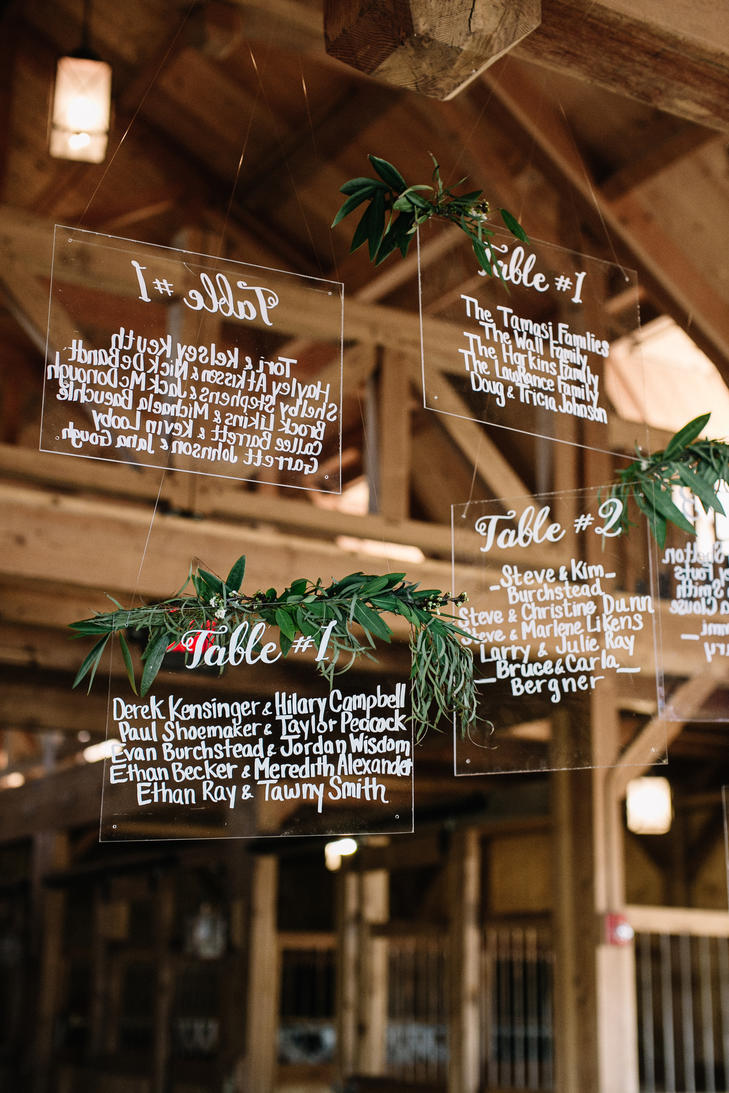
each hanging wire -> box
[245,45,326,277]
[79,0,199,226]
[213,46,264,261]
[299,56,340,279]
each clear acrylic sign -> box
[41,226,343,492]
[419,222,645,455]
[100,636,413,840]
[656,489,729,720]
[451,487,663,773]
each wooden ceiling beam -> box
[240,82,401,212]
[224,0,729,128]
[0,476,712,678]
[0,443,456,560]
[323,0,541,100]
[226,0,325,58]
[411,417,484,523]
[0,479,462,605]
[0,680,110,736]
[0,477,564,614]
[514,0,729,131]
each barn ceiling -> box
[1,0,729,809]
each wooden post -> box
[553,727,639,1093]
[355,868,389,1074]
[551,433,640,1093]
[223,848,250,1077]
[551,747,599,1093]
[592,690,640,1093]
[448,828,481,1093]
[589,443,639,1093]
[378,350,411,521]
[89,889,108,1059]
[32,830,69,1093]
[243,855,279,1091]
[152,875,175,1093]
[335,870,360,1082]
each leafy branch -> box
[611,413,729,547]
[332,153,528,276]
[69,556,476,741]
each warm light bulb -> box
[49,54,112,163]
[324,837,358,871]
[626,776,673,835]
[0,772,25,789]
[68,131,91,151]
[83,738,120,763]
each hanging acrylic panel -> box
[418,221,646,457]
[41,226,344,493]
[451,487,664,773]
[656,485,729,721]
[98,637,413,841]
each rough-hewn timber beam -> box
[324,0,541,100]
[232,0,728,127]
[515,0,729,131]
[0,444,466,562]
[0,480,475,604]
[0,476,713,681]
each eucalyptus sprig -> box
[69,556,476,741]
[332,153,528,276]
[611,413,729,548]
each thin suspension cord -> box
[79,1,199,226]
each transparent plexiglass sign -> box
[656,488,729,720]
[451,488,663,773]
[419,222,645,455]
[99,635,413,840]
[41,226,343,492]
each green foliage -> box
[70,556,476,741]
[332,153,528,276]
[611,413,729,548]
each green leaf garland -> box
[70,561,475,742]
[332,153,528,276]
[611,413,729,547]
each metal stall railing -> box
[277,933,337,1071]
[482,924,555,1091]
[629,906,729,1093]
[386,933,448,1084]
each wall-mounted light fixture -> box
[626,776,673,835]
[49,0,111,163]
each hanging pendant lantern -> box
[49,0,111,164]
[49,51,112,163]
[626,776,673,836]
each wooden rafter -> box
[483,60,729,382]
[609,672,727,798]
[515,0,729,132]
